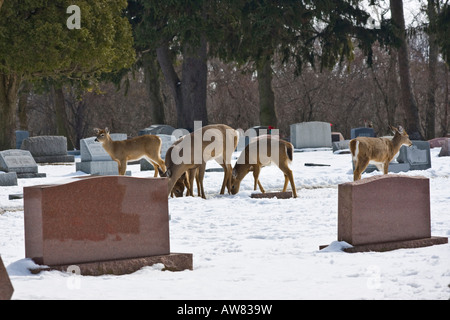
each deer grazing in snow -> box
[231,135,297,198]
[94,128,166,177]
[159,124,239,198]
[350,125,413,181]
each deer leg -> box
[279,163,297,198]
[252,166,263,192]
[187,168,196,196]
[197,164,206,199]
[383,161,389,175]
[116,160,127,176]
[282,174,289,192]
[353,157,369,181]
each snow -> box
[0,147,449,300]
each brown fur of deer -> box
[159,124,239,198]
[350,125,413,181]
[231,135,297,198]
[94,128,166,177]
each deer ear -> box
[398,125,404,134]
[105,127,110,134]
[166,169,172,178]
[94,128,100,134]
[232,169,237,179]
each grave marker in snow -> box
[0,150,46,178]
[290,122,332,149]
[24,176,192,275]
[350,127,375,139]
[320,175,448,252]
[76,134,131,175]
[21,136,74,163]
[0,256,14,300]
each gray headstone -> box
[15,130,29,149]
[0,150,38,174]
[332,140,351,154]
[139,125,176,136]
[21,136,74,163]
[0,172,18,186]
[397,141,431,171]
[80,134,127,162]
[350,127,375,139]
[290,122,332,149]
[77,134,130,175]
[438,138,450,157]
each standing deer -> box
[350,125,413,181]
[231,135,297,198]
[159,124,239,198]
[94,128,166,177]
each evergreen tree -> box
[0,0,135,149]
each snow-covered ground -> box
[1,147,449,300]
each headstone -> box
[438,138,450,157]
[251,191,293,199]
[428,137,448,148]
[396,141,431,171]
[0,172,18,186]
[329,175,448,252]
[332,140,351,154]
[21,136,74,163]
[15,130,29,149]
[76,134,130,175]
[290,122,332,149]
[350,127,375,139]
[0,150,46,178]
[140,134,177,171]
[331,132,344,142]
[24,176,192,275]
[0,256,14,300]
[139,124,176,136]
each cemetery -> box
[0,0,449,302]
[0,123,449,300]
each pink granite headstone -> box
[24,176,171,266]
[335,174,447,251]
[0,256,14,300]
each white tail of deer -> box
[159,124,239,197]
[94,128,166,177]
[231,135,297,198]
[350,125,413,181]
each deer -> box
[230,135,297,198]
[94,128,166,177]
[350,125,413,181]
[159,124,239,198]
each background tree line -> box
[1,0,449,151]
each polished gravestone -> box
[24,176,192,275]
[0,256,14,300]
[321,175,447,252]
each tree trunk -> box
[18,82,30,130]
[181,38,208,131]
[157,45,183,128]
[425,0,438,140]
[0,73,20,150]
[257,58,277,127]
[52,85,75,150]
[390,0,423,140]
[142,52,166,124]
[157,39,208,132]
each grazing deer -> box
[159,124,239,198]
[350,125,413,181]
[231,135,297,198]
[94,128,166,177]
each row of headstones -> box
[0,133,76,186]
